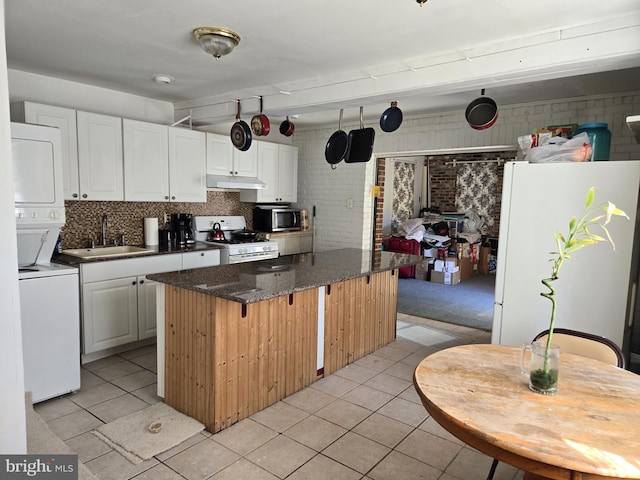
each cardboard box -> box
[415,259,433,281]
[478,246,491,275]
[431,270,461,285]
[458,256,478,282]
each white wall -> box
[0,0,28,453]
[294,92,640,252]
[8,69,174,124]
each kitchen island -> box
[148,248,422,432]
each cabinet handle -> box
[73,193,78,198]
[82,194,88,198]
[171,196,176,200]
[165,196,169,200]
[200,253,204,256]
[132,280,137,285]
[139,279,145,285]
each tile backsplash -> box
[61,191,254,249]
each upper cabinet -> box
[77,111,124,201]
[11,102,80,200]
[123,119,169,202]
[206,133,258,177]
[122,121,206,203]
[240,143,298,203]
[168,127,206,202]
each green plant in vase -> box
[532,187,628,392]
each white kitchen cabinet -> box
[77,111,124,201]
[123,119,169,202]
[206,133,258,178]
[240,143,298,203]
[79,250,220,356]
[10,101,80,201]
[182,249,220,269]
[169,127,206,202]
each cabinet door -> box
[277,144,298,203]
[169,128,206,202]
[300,233,313,253]
[255,142,279,202]
[137,276,158,340]
[233,145,258,177]
[77,111,124,201]
[18,102,80,201]
[123,119,169,202]
[82,277,138,354]
[206,133,234,176]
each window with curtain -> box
[455,162,498,234]
[392,161,416,232]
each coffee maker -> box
[171,213,194,246]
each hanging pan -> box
[279,116,295,137]
[379,101,403,133]
[345,106,375,163]
[465,89,498,130]
[230,100,252,151]
[251,96,270,136]
[324,108,348,169]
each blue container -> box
[576,123,611,161]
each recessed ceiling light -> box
[153,74,175,85]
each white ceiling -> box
[5,0,640,128]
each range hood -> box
[206,174,267,190]
[626,115,640,144]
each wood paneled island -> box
[148,248,422,432]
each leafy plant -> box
[537,187,628,381]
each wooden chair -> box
[486,328,626,480]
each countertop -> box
[53,241,223,265]
[148,248,423,304]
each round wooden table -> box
[413,344,640,480]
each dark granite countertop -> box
[147,248,423,304]
[53,241,223,266]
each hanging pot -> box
[325,109,349,169]
[345,107,375,163]
[251,96,271,137]
[379,101,403,133]
[465,89,498,130]
[279,116,295,137]
[230,100,252,151]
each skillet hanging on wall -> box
[279,116,295,137]
[325,108,348,169]
[230,100,252,151]
[251,96,270,136]
[379,101,403,133]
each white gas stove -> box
[194,216,279,264]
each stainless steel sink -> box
[61,245,155,259]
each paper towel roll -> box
[144,217,159,246]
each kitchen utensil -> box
[324,108,348,169]
[231,100,252,151]
[345,107,375,163]
[231,228,258,241]
[209,222,226,241]
[279,116,295,136]
[465,89,498,130]
[379,101,403,132]
[251,96,271,136]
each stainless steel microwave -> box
[253,207,301,232]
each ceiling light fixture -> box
[153,74,174,84]
[192,27,241,59]
[416,0,428,5]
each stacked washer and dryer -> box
[12,122,80,403]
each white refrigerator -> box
[491,161,640,352]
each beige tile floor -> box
[35,314,525,480]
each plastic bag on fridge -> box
[526,132,592,163]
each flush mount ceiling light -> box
[192,27,241,59]
[416,0,428,5]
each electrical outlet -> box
[346,198,353,208]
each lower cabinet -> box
[82,276,153,353]
[272,231,313,256]
[80,250,220,356]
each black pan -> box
[231,100,252,151]
[279,116,295,136]
[325,109,348,169]
[465,89,498,130]
[380,101,403,132]
[345,107,375,163]
[231,228,258,241]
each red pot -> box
[279,116,295,137]
[465,89,498,130]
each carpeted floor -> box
[397,274,496,331]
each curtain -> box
[392,161,416,232]
[455,163,498,234]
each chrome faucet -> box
[101,214,108,246]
